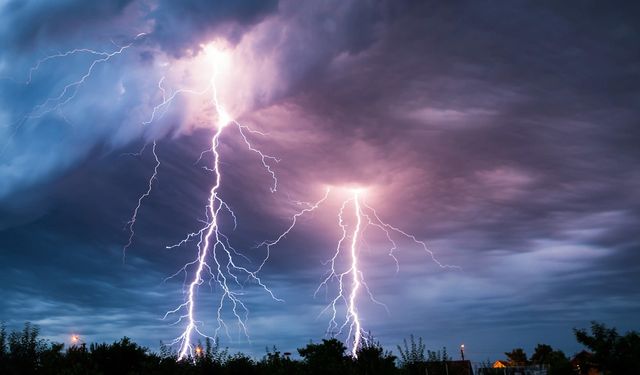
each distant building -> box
[492,360,509,368]
[478,361,548,375]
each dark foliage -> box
[396,334,425,374]
[574,321,640,375]
[297,338,349,375]
[354,339,396,375]
[0,321,637,374]
[504,347,528,366]
[530,343,573,375]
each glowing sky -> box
[1,0,639,361]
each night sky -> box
[1,0,639,362]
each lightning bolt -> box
[26,34,146,120]
[160,46,283,360]
[1,34,146,156]
[122,140,160,262]
[346,191,363,357]
[315,191,366,358]
[4,31,310,365]
[18,38,284,360]
[315,189,458,358]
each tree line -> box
[0,321,638,374]
[485,322,640,375]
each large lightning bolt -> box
[17,38,284,360]
[30,38,321,359]
[315,189,458,358]
[160,45,284,360]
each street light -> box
[71,334,86,351]
[460,344,465,361]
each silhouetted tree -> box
[225,352,256,375]
[193,337,227,373]
[530,343,552,365]
[397,335,426,374]
[89,337,151,374]
[37,343,65,375]
[258,346,300,375]
[547,350,572,375]
[65,342,91,373]
[574,321,640,374]
[7,322,47,375]
[504,347,528,366]
[530,343,572,375]
[298,338,349,375]
[354,337,396,375]
[616,330,640,372]
[0,322,7,368]
[427,346,451,362]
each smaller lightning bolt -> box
[1,34,146,157]
[27,49,111,85]
[315,188,458,358]
[123,140,160,261]
[315,190,368,358]
[27,34,146,120]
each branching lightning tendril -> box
[1,34,146,157]
[26,34,145,121]
[123,140,160,262]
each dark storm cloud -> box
[1,0,639,361]
[0,0,135,51]
[236,0,640,353]
[0,0,386,200]
[275,0,640,243]
[149,0,279,56]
